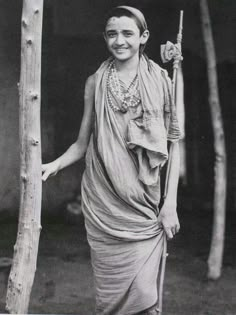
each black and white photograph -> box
[0,0,235,314]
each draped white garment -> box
[81,56,180,315]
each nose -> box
[115,34,125,46]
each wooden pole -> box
[164,11,184,199]
[6,0,44,313]
[200,0,227,280]
[158,12,184,314]
[171,11,183,99]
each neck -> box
[115,54,140,74]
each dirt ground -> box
[0,205,236,315]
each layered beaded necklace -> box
[107,61,141,113]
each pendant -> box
[120,102,128,113]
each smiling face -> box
[104,16,149,62]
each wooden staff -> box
[161,10,184,199]
[158,12,184,315]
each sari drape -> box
[81,56,180,315]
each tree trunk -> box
[200,0,227,280]
[6,0,44,313]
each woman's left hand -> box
[158,202,180,240]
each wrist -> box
[55,158,62,171]
[163,197,177,208]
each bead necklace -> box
[107,61,141,113]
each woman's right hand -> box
[42,159,60,181]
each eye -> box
[106,31,117,38]
[123,31,133,37]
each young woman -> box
[42,6,181,315]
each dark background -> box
[0,1,236,314]
[0,0,235,215]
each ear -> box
[140,30,150,45]
[103,32,107,43]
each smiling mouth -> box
[114,48,128,53]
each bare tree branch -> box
[6,0,44,313]
[200,0,227,280]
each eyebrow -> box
[106,29,135,33]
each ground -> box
[0,205,235,315]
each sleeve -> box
[161,69,182,142]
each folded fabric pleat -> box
[126,56,181,185]
[81,55,180,314]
